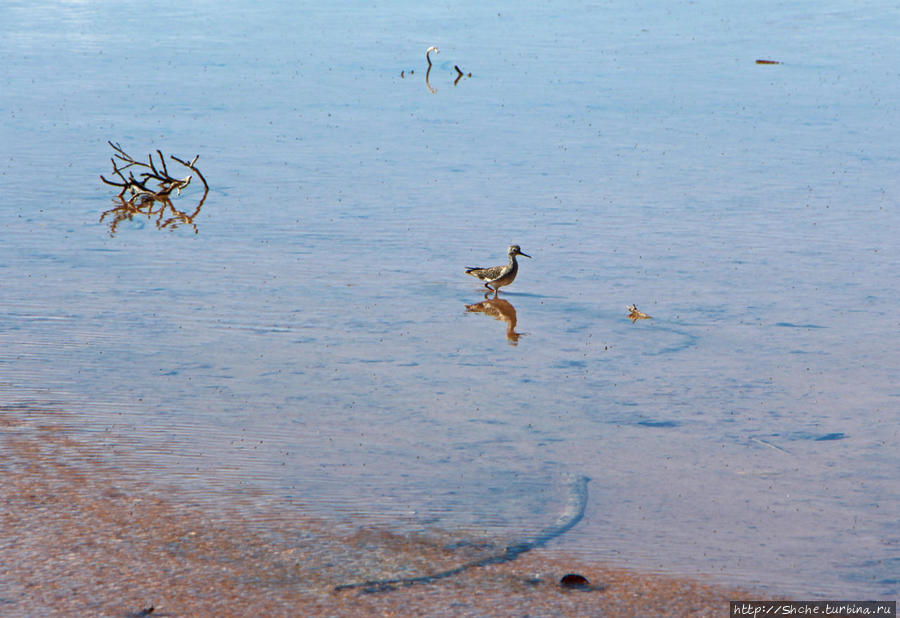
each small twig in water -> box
[627,304,651,323]
[750,437,791,454]
[425,45,439,67]
[453,65,464,85]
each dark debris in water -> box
[560,573,606,592]
[637,420,679,428]
[560,573,590,588]
[815,432,847,441]
[774,322,825,329]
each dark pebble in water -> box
[560,573,590,589]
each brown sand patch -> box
[0,406,758,616]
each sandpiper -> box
[465,245,531,296]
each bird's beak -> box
[519,251,531,258]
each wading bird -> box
[465,245,531,296]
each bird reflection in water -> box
[465,297,523,345]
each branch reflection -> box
[100,193,206,236]
[465,297,523,345]
[425,63,437,94]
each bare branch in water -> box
[99,142,209,235]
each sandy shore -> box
[1,408,757,617]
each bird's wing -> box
[466,265,504,280]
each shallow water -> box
[1,0,898,599]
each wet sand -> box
[1,408,758,617]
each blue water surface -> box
[1,0,898,598]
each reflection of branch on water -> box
[466,298,522,345]
[425,64,437,94]
[335,475,590,593]
[99,141,208,235]
[100,194,204,236]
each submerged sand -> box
[1,408,756,617]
